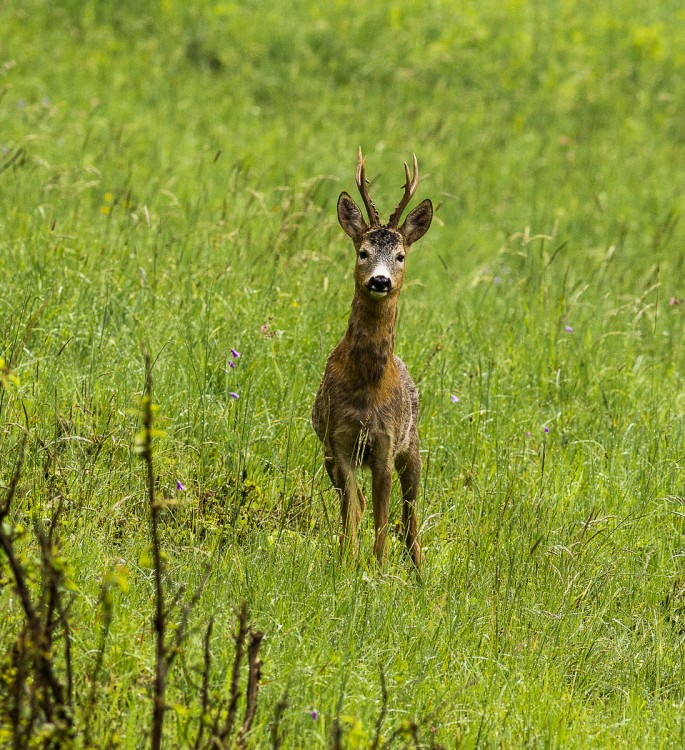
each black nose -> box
[367,276,392,293]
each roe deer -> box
[312,148,433,570]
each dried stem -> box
[0,146,24,176]
[214,601,249,744]
[139,348,214,748]
[167,562,213,672]
[371,663,388,750]
[194,617,214,750]
[139,350,167,750]
[83,578,116,747]
[236,628,264,748]
[8,631,28,749]
[330,716,343,750]
[270,692,289,750]
[58,598,73,708]
[0,435,73,741]
[0,433,25,520]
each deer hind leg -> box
[395,439,422,571]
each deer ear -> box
[400,199,433,246]
[337,192,367,242]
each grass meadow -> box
[2,0,685,746]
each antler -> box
[387,153,419,228]
[356,146,380,227]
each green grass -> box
[2,0,685,746]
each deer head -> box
[337,148,433,300]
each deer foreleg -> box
[331,459,362,557]
[395,442,421,571]
[370,459,393,565]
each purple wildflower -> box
[176,480,185,491]
[229,392,239,400]
[544,426,549,433]
[311,710,318,720]
[230,348,241,358]
[526,431,531,438]
[450,394,459,403]
[565,325,573,333]
[226,360,235,369]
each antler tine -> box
[388,153,419,228]
[355,146,380,227]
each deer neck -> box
[342,288,398,386]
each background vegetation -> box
[1,0,685,746]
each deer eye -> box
[359,250,368,260]
[396,254,405,263]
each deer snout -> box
[367,275,392,297]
